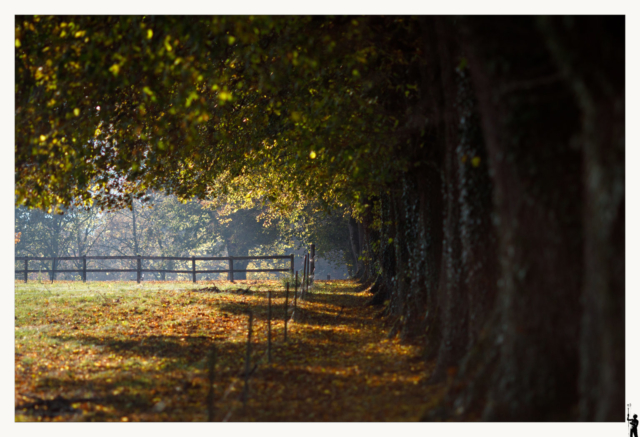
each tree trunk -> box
[417,165,444,359]
[371,191,396,306]
[537,16,625,421]
[454,61,498,351]
[399,171,429,340]
[388,188,410,320]
[462,16,583,420]
[347,216,363,279]
[131,201,140,256]
[429,16,469,382]
[227,244,249,281]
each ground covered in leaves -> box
[15,280,445,421]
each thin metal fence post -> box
[243,310,253,411]
[24,258,28,283]
[137,255,141,283]
[284,282,290,342]
[82,256,87,282]
[268,290,272,364]
[293,271,299,320]
[229,257,234,282]
[51,258,56,283]
[310,244,315,285]
[301,255,307,299]
[207,344,216,421]
[192,256,196,283]
[306,253,311,293]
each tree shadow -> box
[50,333,244,365]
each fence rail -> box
[15,254,294,284]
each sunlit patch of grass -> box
[15,279,434,421]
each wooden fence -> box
[14,255,294,284]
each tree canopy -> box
[16,16,418,216]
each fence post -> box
[306,253,310,293]
[82,256,87,282]
[301,255,307,299]
[310,244,315,285]
[24,258,28,283]
[243,310,253,411]
[284,282,290,342]
[293,270,298,319]
[207,344,216,422]
[137,255,141,283]
[268,290,272,364]
[51,257,56,283]
[290,253,294,276]
[192,256,196,283]
[229,257,234,282]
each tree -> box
[15,205,109,279]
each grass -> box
[14,279,445,421]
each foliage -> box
[15,205,108,261]
[15,192,307,280]
[16,16,421,216]
[102,194,220,257]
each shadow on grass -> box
[49,333,246,365]
[16,391,152,420]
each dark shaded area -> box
[353,16,624,421]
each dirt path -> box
[15,280,445,421]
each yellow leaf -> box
[15,38,21,48]
[147,29,153,39]
[471,156,481,167]
[73,108,80,116]
[310,151,317,159]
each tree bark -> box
[537,16,625,421]
[462,16,583,420]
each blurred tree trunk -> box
[131,202,140,256]
[348,216,363,279]
[227,243,249,281]
[369,191,395,306]
[462,16,583,420]
[537,16,625,421]
[454,61,498,353]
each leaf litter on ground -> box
[15,279,446,421]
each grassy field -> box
[14,279,444,421]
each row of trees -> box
[15,193,352,280]
[16,16,624,420]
